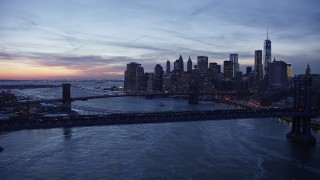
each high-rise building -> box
[230,54,239,78]
[197,56,208,74]
[166,60,170,73]
[146,73,154,92]
[268,58,288,87]
[287,63,293,78]
[197,56,210,93]
[194,65,198,69]
[144,72,152,90]
[263,29,272,79]
[171,72,181,92]
[136,66,145,91]
[246,66,252,74]
[217,65,221,74]
[187,56,192,73]
[162,73,172,92]
[180,72,192,93]
[199,74,211,93]
[154,64,164,92]
[174,55,184,73]
[254,50,263,82]
[223,60,233,79]
[209,62,219,89]
[209,62,219,80]
[124,62,144,92]
[179,55,184,72]
[174,60,180,72]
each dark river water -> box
[1,81,320,179]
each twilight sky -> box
[0,0,319,79]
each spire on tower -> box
[267,26,269,40]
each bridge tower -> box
[189,79,199,104]
[62,83,72,112]
[287,74,316,145]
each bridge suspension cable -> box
[245,78,303,101]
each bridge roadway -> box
[1,108,320,132]
[16,93,206,104]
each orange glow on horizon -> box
[0,62,80,80]
[0,61,125,80]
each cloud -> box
[0,0,319,79]
[0,52,12,59]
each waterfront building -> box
[124,62,145,92]
[144,72,152,90]
[154,64,164,92]
[136,66,145,91]
[146,73,154,92]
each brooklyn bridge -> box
[1,75,320,145]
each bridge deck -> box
[1,108,319,132]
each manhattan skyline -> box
[0,0,319,79]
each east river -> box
[1,81,320,179]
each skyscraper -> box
[124,62,143,92]
[254,50,263,82]
[217,65,221,74]
[263,29,272,79]
[174,60,180,72]
[246,66,252,74]
[162,73,172,92]
[268,58,288,87]
[166,60,170,73]
[287,63,293,78]
[197,56,208,74]
[178,55,184,72]
[223,60,233,79]
[136,66,145,91]
[174,55,184,73]
[209,62,219,80]
[187,56,192,73]
[154,64,164,92]
[146,73,154,92]
[230,54,239,78]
